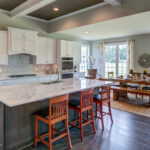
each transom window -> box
[104,43,127,78]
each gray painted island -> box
[0,78,110,150]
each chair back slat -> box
[49,95,69,121]
[80,89,94,110]
[101,86,110,101]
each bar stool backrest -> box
[80,88,94,111]
[49,95,69,123]
[101,86,110,101]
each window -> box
[104,43,127,77]
[80,44,90,75]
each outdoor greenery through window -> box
[80,44,90,75]
[104,43,127,78]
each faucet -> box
[56,68,60,82]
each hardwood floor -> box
[28,108,150,150]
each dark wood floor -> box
[28,108,150,150]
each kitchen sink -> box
[40,80,63,85]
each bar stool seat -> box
[69,98,80,108]
[94,94,109,101]
[34,95,72,150]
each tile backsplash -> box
[0,54,52,75]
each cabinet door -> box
[46,38,56,64]
[24,31,36,53]
[67,41,74,57]
[0,32,8,65]
[36,37,46,64]
[10,29,24,52]
[74,42,81,62]
[60,40,67,57]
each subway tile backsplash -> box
[0,54,52,75]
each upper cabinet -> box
[36,37,56,64]
[74,41,82,62]
[0,31,8,65]
[8,27,37,55]
[57,40,74,58]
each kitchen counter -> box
[0,78,110,107]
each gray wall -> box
[91,34,150,74]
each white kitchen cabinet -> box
[46,38,56,64]
[36,37,56,64]
[74,41,81,62]
[0,31,8,65]
[8,27,37,55]
[58,40,74,57]
[67,41,74,57]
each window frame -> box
[104,42,128,78]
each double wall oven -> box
[61,57,74,79]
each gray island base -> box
[0,78,110,150]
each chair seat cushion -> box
[142,87,150,91]
[69,98,80,108]
[35,108,49,119]
[94,94,102,100]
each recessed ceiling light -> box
[85,31,88,34]
[53,7,59,12]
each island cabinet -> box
[8,27,38,55]
[36,36,57,64]
[0,31,8,65]
[57,40,74,58]
[0,103,4,150]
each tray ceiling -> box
[29,0,104,20]
[0,0,27,11]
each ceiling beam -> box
[104,0,121,6]
[11,0,56,17]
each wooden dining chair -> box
[34,95,72,150]
[93,85,113,130]
[85,76,95,79]
[108,72,114,79]
[69,89,96,141]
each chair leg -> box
[100,104,104,130]
[80,112,83,141]
[65,119,72,149]
[87,110,89,121]
[91,108,96,134]
[49,124,52,150]
[51,124,54,139]
[34,116,38,148]
[108,101,113,123]
[96,103,98,116]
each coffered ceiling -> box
[29,0,104,20]
[0,0,27,11]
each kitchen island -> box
[0,78,110,150]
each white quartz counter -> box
[0,78,111,107]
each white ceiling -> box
[56,11,150,41]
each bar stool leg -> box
[49,124,52,150]
[108,101,113,123]
[91,108,96,134]
[51,124,54,138]
[87,110,89,121]
[80,112,83,141]
[34,116,38,148]
[100,104,104,130]
[65,119,72,149]
[96,103,98,116]
[77,112,80,126]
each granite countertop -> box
[0,78,111,107]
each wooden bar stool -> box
[93,86,113,130]
[69,89,96,141]
[34,95,72,150]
